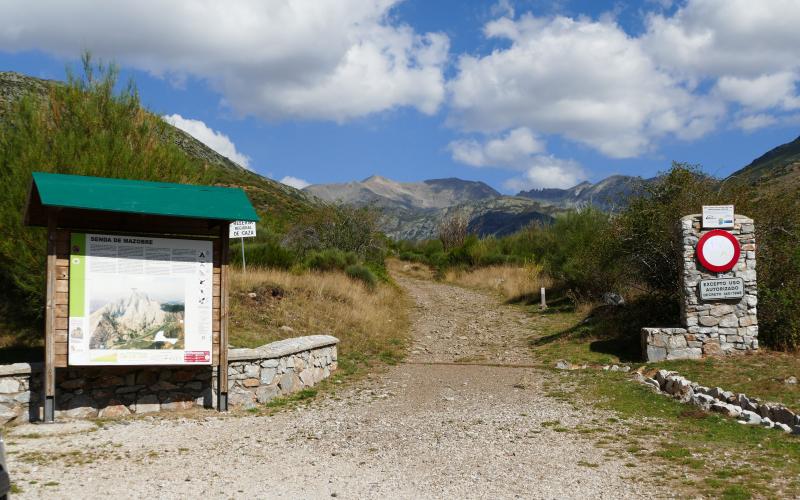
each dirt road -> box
[8,273,662,499]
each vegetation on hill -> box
[731,134,800,189]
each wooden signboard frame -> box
[24,173,257,422]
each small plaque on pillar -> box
[699,278,744,300]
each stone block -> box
[666,347,702,360]
[256,384,279,403]
[260,367,277,384]
[719,314,740,328]
[243,378,260,388]
[134,394,160,414]
[98,400,131,418]
[261,358,279,368]
[699,316,719,327]
[244,364,260,379]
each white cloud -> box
[644,0,800,80]
[449,129,584,190]
[714,72,800,111]
[163,114,251,169]
[279,176,311,189]
[0,0,449,122]
[448,127,544,168]
[735,114,778,132]
[503,156,586,191]
[448,13,722,159]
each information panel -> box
[699,278,745,300]
[68,233,213,366]
[702,205,734,228]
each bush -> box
[305,249,358,272]
[232,240,297,270]
[0,55,213,328]
[345,264,377,290]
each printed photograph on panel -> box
[88,276,186,350]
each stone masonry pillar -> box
[679,214,758,354]
[642,214,758,361]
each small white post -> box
[540,287,547,310]
[241,236,246,274]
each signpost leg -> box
[218,224,230,412]
[241,236,246,274]
[44,213,57,422]
[540,287,547,310]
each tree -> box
[437,214,469,251]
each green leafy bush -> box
[345,264,377,289]
[0,56,212,329]
[305,249,358,272]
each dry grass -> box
[385,258,434,280]
[229,267,410,369]
[443,264,552,301]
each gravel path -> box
[8,274,665,499]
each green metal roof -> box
[29,172,259,222]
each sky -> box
[1,0,799,193]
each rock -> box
[279,325,295,332]
[761,417,774,429]
[699,316,720,327]
[247,292,257,299]
[610,365,620,372]
[228,388,255,407]
[299,369,315,387]
[261,359,279,368]
[692,393,715,410]
[771,406,796,426]
[256,384,279,403]
[644,378,660,391]
[737,410,762,425]
[620,366,630,372]
[737,394,758,412]
[602,292,625,306]
[134,394,160,414]
[785,376,798,385]
[775,422,792,433]
[646,345,667,362]
[279,372,296,393]
[554,360,571,370]
[161,393,194,411]
[63,394,99,419]
[243,378,260,388]
[260,367,277,384]
[244,364,260,378]
[98,401,131,418]
[711,402,741,418]
[0,378,21,394]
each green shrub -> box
[0,55,213,329]
[345,264,377,290]
[305,249,357,272]
[232,240,297,270]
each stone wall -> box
[226,335,339,409]
[0,335,338,425]
[642,214,758,362]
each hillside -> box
[0,71,316,226]
[306,175,556,240]
[305,175,500,210]
[729,134,800,190]
[516,175,654,210]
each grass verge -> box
[530,307,800,498]
[230,266,410,378]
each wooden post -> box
[44,211,57,422]
[539,287,547,310]
[218,223,230,411]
